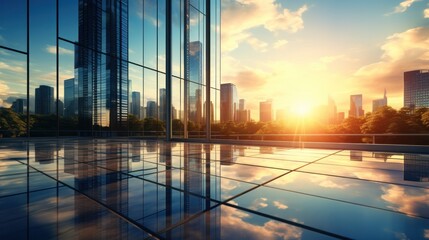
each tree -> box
[421,109,429,130]
[361,106,397,133]
[0,108,26,137]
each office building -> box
[372,89,387,112]
[130,91,141,118]
[349,94,364,118]
[75,0,128,131]
[146,101,157,119]
[220,83,238,122]
[237,99,250,122]
[11,99,26,114]
[64,78,77,117]
[35,85,54,115]
[404,70,429,109]
[0,0,220,138]
[159,88,166,122]
[327,96,337,123]
[260,99,273,122]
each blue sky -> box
[221,0,429,118]
[1,0,428,118]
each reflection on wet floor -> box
[0,139,428,239]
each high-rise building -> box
[372,89,387,112]
[237,99,250,122]
[75,0,128,130]
[159,89,166,122]
[64,78,77,117]
[327,96,337,123]
[35,85,54,115]
[349,94,364,118]
[0,0,220,138]
[130,91,141,118]
[220,83,238,122]
[146,101,157,119]
[260,100,273,122]
[404,70,429,109]
[11,99,26,114]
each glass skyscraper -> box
[404,70,429,109]
[0,0,220,138]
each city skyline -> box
[221,0,429,120]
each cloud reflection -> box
[381,185,429,217]
[220,206,302,240]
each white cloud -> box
[273,39,288,49]
[387,0,421,15]
[424,8,429,18]
[265,5,308,33]
[381,185,429,217]
[250,197,268,210]
[246,37,268,52]
[46,45,73,55]
[220,206,302,239]
[0,61,26,73]
[273,200,288,210]
[222,1,308,52]
[350,26,429,105]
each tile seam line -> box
[15,159,162,239]
[263,184,429,220]
[295,169,429,190]
[222,201,352,240]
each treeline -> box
[211,106,429,144]
[2,106,429,144]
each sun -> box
[292,103,311,117]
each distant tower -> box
[75,0,128,130]
[348,94,364,118]
[404,70,429,109]
[327,96,337,123]
[237,99,250,122]
[64,78,77,117]
[220,83,238,122]
[35,85,54,115]
[372,89,388,112]
[130,91,141,118]
[11,99,26,114]
[260,99,273,122]
[159,89,166,122]
[146,101,157,119]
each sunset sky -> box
[221,0,429,119]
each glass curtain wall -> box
[0,0,220,139]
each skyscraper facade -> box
[404,70,429,109]
[260,100,273,122]
[75,0,128,131]
[0,0,221,138]
[64,78,77,117]
[11,99,26,114]
[220,83,238,122]
[237,99,250,122]
[130,91,141,118]
[35,85,54,115]
[349,94,364,118]
[372,89,387,112]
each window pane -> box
[0,49,27,137]
[129,0,143,65]
[0,0,27,52]
[59,0,78,42]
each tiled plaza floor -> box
[0,138,428,239]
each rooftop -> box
[1,138,428,239]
